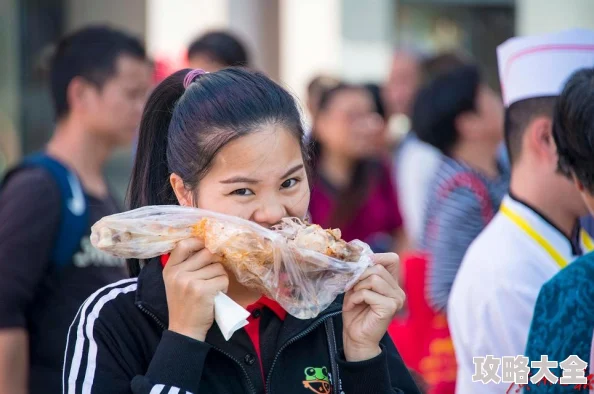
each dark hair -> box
[307,75,340,98]
[504,96,556,167]
[421,52,467,83]
[412,64,480,156]
[127,67,306,276]
[187,31,249,68]
[553,68,594,193]
[50,25,146,119]
[364,83,387,120]
[306,75,340,117]
[310,83,377,228]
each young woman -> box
[308,83,407,254]
[63,68,420,394]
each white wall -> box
[66,0,146,37]
[146,0,228,61]
[341,0,395,84]
[228,0,280,80]
[517,0,594,35]
[279,0,342,106]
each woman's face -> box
[316,88,385,159]
[172,125,310,228]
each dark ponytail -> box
[128,70,186,209]
[126,67,307,276]
[126,70,186,275]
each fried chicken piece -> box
[193,217,362,265]
[272,218,363,262]
[290,223,362,262]
[192,218,275,294]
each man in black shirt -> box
[0,26,151,394]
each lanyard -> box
[500,203,594,269]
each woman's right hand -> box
[163,238,228,342]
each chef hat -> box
[497,29,594,107]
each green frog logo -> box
[303,366,331,394]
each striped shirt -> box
[419,157,509,312]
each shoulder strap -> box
[324,317,341,394]
[3,153,89,268]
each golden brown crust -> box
[192,217,361,267]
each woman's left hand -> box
[342,253,405,362]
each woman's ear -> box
[170,173,193,206]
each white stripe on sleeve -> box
[167,387,181,394]
[81,282,138,394]
[66,278,137,394]
[149,384,165,394]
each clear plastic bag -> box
[91,206,373,319]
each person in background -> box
[383,49,421,128]
[364,82,391,155]
[364,82,388,122]
[304,75,340,136]
[524,67,594,392]
[306,75,341,120]
[448,29,594,394]
[387,50,441,248]
[367,82,410,251]
[187,30,250,72]
[415,63,508,313]
[308,83,406,254]
[0,26,151,394]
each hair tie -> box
[183,69,208,89]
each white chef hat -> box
[497,29,594,107]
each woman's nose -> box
[251,199,287,228]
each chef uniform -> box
[447,29,594,394]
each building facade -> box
[1,0,593,199]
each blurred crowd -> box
[2,21,594,394]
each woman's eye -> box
[281,178,299,189]
[230,188,254,196]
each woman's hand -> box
[163,238,228,342]
[342,253,405,362]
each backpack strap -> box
[2,153,89,268]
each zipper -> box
[266,311,341,394]
[137,304,166,330]
[137,304,257,394]
[324,319,340,394]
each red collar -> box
[246,296,287,321]
[160,254,286,321]
[160,254,170,267]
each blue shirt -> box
[525,251,594,392]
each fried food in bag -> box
[91,206,373,319]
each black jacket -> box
[63,260,421,394]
